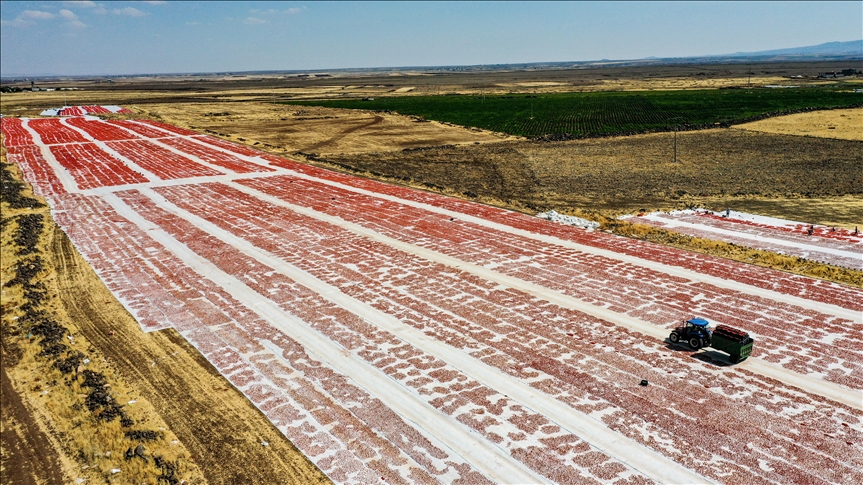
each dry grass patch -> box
[142,101,510,155]
[735,107,863,141]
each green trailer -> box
[708,324,754,364]
[669,318,754,364]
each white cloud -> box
[20,10,56,20]
[250,7,305,16]
[1,9,55,28]
[0,19,27,28]
[59,9,88,28]
[63,1,97,7]
[67,19,88,29]
[185,21,198,26]
[243,17,266,25]
[141,1,167,4]
[112,7,147,17]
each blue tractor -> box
[669,317,754,364]
[669,317,712,350]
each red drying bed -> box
[238,177,863,389]
[49,143,148,190]
[5,145,67,197]
[157,137,275,174]
[107,120,172,139]
[143,183,861,484]
[106,140,223,180]
[58,106,85,116]
[696,212,861,243]
[261,156,863,311]
[27,118,90,145]
[0,118,35,147]
[115,107,133,114]
[80,105,112,114]
[65,117,140,142]
[130,188,675,483]
[627,212,861,270]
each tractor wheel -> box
[688,337,702,349]
[669,332,680,343]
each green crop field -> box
[284,87,861,137]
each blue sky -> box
[1,1,861,77]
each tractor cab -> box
[669,317,712,349]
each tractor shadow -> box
[663,339,735,367]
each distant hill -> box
[725,40,862,58]
[3,40,861,81]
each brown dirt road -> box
[302,114,384,152]
[0,345,66,485]
[50,229,332,485]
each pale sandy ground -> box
[735,108,863,141]
[496,76,793,92]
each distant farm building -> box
[818,69,862,78]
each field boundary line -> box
[102,189,546,485]
[229,181,862,411]
[275,168,861,321]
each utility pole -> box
[673,127,677,164]
[670,117,682,164]
[747,66,752,92]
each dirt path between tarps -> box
[0,343,67,485]
[50,228,333,485]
